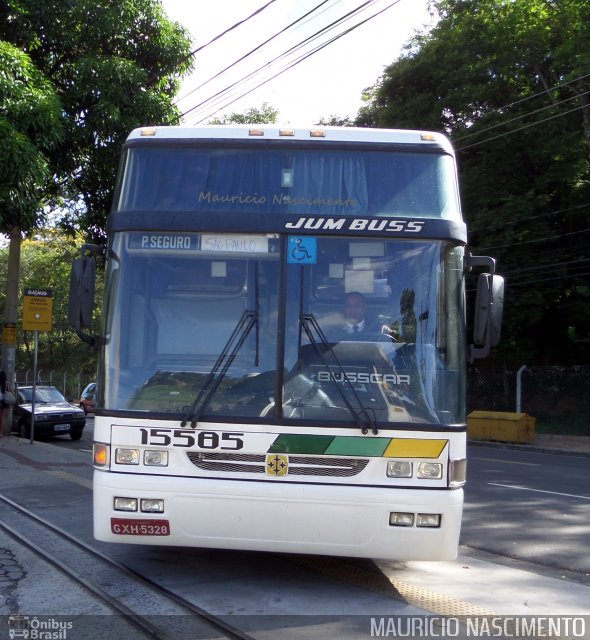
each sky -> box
[160,0,434,125]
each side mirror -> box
[68,256,96,330]
[68,244,103,347]
[472,273,504,358]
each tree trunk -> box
[1,228,22,435]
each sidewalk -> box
[470,433,590,456]
[0,436,95,616]
[1,434,590,622]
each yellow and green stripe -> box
[268,434,447,459]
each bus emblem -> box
[266,454,289,476]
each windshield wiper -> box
[299,313,379,435]
[181,309,258,429]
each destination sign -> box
[201,234,269,253]
[128,233,200,251]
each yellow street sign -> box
[23,289,53,332]
[2,323,17,345]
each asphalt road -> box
[463,444,590,576]
[45,413,95,451]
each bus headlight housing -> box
[387,460,413,478]
[416,513,441,528]
[140,499,164,513]
[417,462,443,479]
[115,448,140,465]
[114,497,137,511]
[144,450,169,466]
[389,512,415,527]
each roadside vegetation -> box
[1,0,589,433]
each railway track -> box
[0,493,259,640]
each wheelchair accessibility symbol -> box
[288,236,317,264]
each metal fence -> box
[16,366,589,436]
[467,366,590,435]
[15,369,93,403]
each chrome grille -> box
[47,412,78,420]
[186,452,265,473]
[288,456,369,477]
[186,452,369,477]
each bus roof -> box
[126,125,455,154]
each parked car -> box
[78,382,96,414]
[12,385,86,440]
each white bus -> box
[69,125,503,560]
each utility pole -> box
[1,228,22,435]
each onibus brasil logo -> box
[7,616,73,639]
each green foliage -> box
[359,0,590,366]
[317,115,355,127]
[0,41,64,230]
[0,231,102,380]
[208,102,279,125]
[0,0,194,240]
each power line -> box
[453,73,590,143]
[177,0,333,107]
[506,270,590,288]
[475,202,590,232]
[187,0,278,57]
[182,0,400,123]
[501,257,590,277]
[475,227,590,252]
[454,88,590,143]
[509,241,590,263]
[492,242,590,271]
[193,0,402,123]
[183,0,384,121]
[467,269,590,292]
[456,102,588,151]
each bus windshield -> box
[101,232,466,426]
[116,146,460,220]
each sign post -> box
[22,289,53,444]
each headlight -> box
[140,499,164,513]
[115,448,140,465]
[416,513,441,528]
[387,460,413,478]
[144,450,168,467]
[417,462,443,479]
[114,497,137,512]
[389,512,415,527]
[34,414,48,422]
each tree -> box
[0,43,63,229]
[358,0,590,365]
[1,0,194,240]
[0,0,193,415]
[20,232,102,380]
[0,230,102,385]
[208,102,279,125]
[317,115,355,127]
[0,42,64,414]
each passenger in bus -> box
[381,288,417,343]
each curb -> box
[469,438,590,457]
